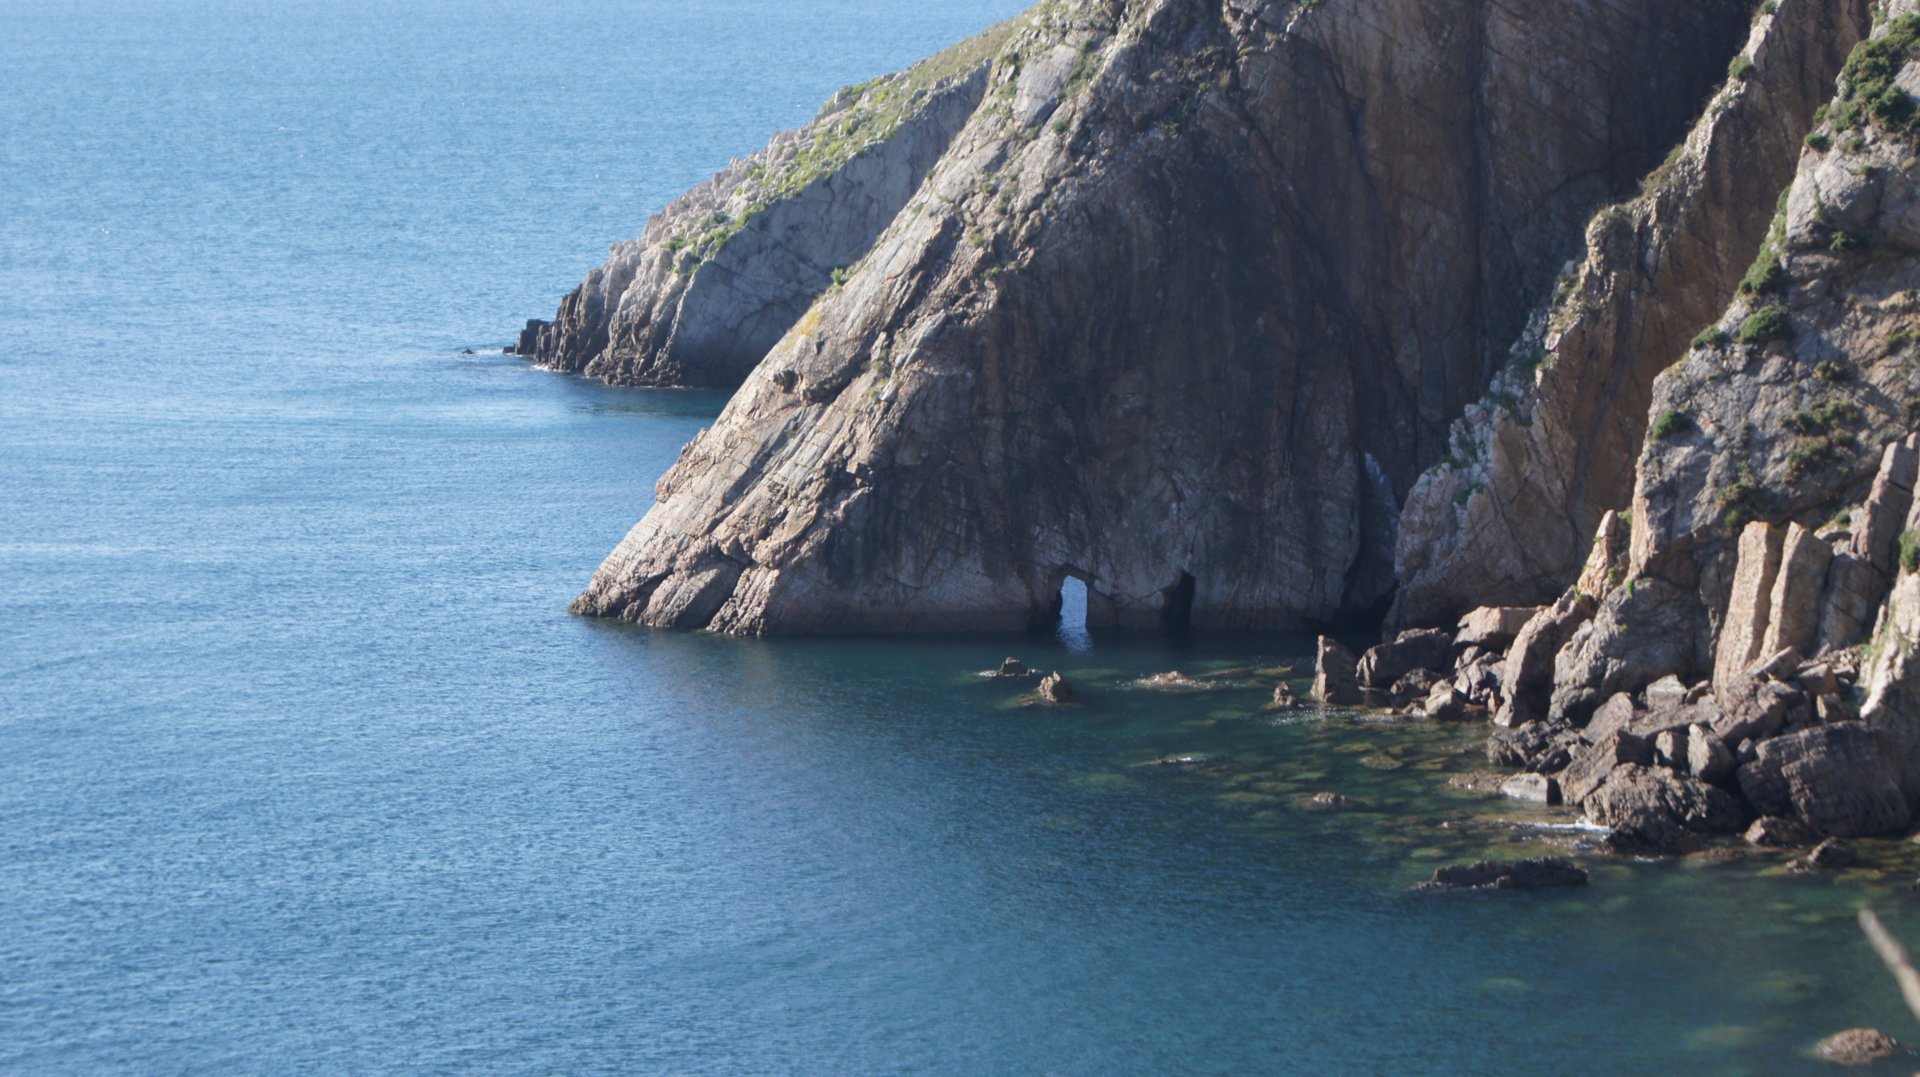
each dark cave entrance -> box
[1160,572,1195,633]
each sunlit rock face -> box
[570,0,1758,634]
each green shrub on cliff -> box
[1902,529,1920,573]
[1740,248,1785,295]
[1838,16,1920,134]
[1650,409,1688,439]
[1738,305,1794,343]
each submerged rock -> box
[1500,773,1561,806]
[1412,858,1589,893]
[1600,812,1703,857]
[1805,837,1859,870]
[1744,815,1816,848]
[1036,672,1075,704]
[1815,1028,1899,1066]
[1139,670,1215,690]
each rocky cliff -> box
[509,21,1012,387]
[1323,4,1920,853]
[567,0,1758,634]
[1392,0,1874,627]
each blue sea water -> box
[8,1,1920,1073]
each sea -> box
[5,1,1920,1073]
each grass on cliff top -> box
[764,16,1021,199]
[665,16,1023,269]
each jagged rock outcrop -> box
[1392,0,1875,626]
[510,23,1012,387]
[1736,722,1909,836]
[1312,635,1360,705]
[1585,763,1746,834]
[1863,572,1920,803]
[572,0,1760,633]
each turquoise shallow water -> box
[8,1,1920,1073]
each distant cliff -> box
[559,0,1755,633]
[509,21,1012,387]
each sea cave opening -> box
[1161,572,1195,634]
[1056,574,1093,652]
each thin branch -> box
[1859,907,1920,1024]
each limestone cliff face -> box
[570,0,1755,634]
[1392,0,1874,628]
[510,23,1010,387]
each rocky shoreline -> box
[1307,421,1920,864]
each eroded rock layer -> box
[572,0,1755,634]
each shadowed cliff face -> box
[570,0,1755,634]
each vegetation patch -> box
[1691,327,1729,350]
[661,17,1020,266]
[1738,304,1794,343]
[1784,398,1864,480]
[1904,529,1920,573]
[1738,229,1787,295]
[1788,436,1853,480]
[1718,464,1762,530]
[1836,16,1920,134]
[1650,409,1689,439]
[1784,397,1863,436]
[1830,230,1867,252]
